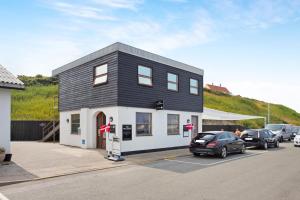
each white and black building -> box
[52,42,204,154]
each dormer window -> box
[94,64,108,85]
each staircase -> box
[42,121,60,142]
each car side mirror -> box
[282,128,286,132]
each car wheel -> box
[275,141,279,148]
[193,153,199,157]
[288,137,291,141]
[262,142,268,150]
[240,144,246,154]
[280,137,284,143]
[220,147,227,159]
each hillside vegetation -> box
[11,76,300,128]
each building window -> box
[138,65,152,86]
[136,112,152,136]
[167,114,180,135]
[94,64,108,85]
[190,78,199,95]
[71,114,80,134]
[167,73,178,91]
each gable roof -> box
[205,84,231,94]
[0,65,24,90]
[52,42,204,76]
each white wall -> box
[117,107,202,153]
[59,106,202,152]
[0,88,11,154]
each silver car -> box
[265,124,293,142]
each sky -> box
[0,0,300,112]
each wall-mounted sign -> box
[110,124,116,133]
[122,125,132,141]
[183,125,189,137]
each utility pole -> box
[267,103,270,124]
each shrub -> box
[0,147,5,154]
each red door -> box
[96,112,106,149]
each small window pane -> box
[190,87,198,95]
[95,64,107,76]
[138,77,152,86]
[190,79,198,87]
[168,83,177,91]
[168,73,177,82]
[138,66,151,77]
[94,75,108,85]
[168,114,180,135]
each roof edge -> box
[52,42,204,76]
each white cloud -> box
[51,2,117,20]
[92,0,143,10]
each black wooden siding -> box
[11,121,51,141]
[58,51,203,112]
[118,52,203,112]
[58,52,118,111]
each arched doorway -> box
[96,112,106,149]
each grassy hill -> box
[11,76,300,128]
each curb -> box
[0,164,128,187]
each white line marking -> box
[165,153,264,166]
[0,193,10,200]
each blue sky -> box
[1,0,300,112]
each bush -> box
[0,147,5,154]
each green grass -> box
[12,85,59,120]
[204,89,300,128]
[11,85,300,129]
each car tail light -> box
[207,141,218,148]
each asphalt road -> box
[1,142,300,200]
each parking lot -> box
[145,145,286,173]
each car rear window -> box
[197,133,216,140]
[242,130,258,138]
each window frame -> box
[94,63,108,86]
[167,72,179,92]
[71,114,80,135]
[136,112,152,136]
[190,78,199,95]
[137,65,153,87]
[167,114,180,135]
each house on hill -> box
[52,42,204,155]
[0,65,24,161]
[205,83,231,95]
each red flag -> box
[186,123,194,131]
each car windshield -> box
[241,130,258,137]
[197,133,216,140]
[266,124,283,131]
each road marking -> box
[164,153,264,166]
[0,193,10,200]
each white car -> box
[294,131,300,147]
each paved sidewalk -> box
[0,142,190,186]
[0,142,127,186]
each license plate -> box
[245,138,253,141]
[196,139,205,143]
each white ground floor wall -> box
[60,106,202,153]
[0,88,11,155]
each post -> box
[267,103,270,124]
[53,121,55,142]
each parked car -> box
[190,131,246,158]
[265,124,293,142]
[294,130,300,147]
[291,126,300,140]
[240,129,279,149]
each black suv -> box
[241,129,279,150]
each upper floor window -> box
[94,64,108,85]
[71,114,80,134]
[167,73,178,91]
[190,78,199,95]
[138,65,152,86]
